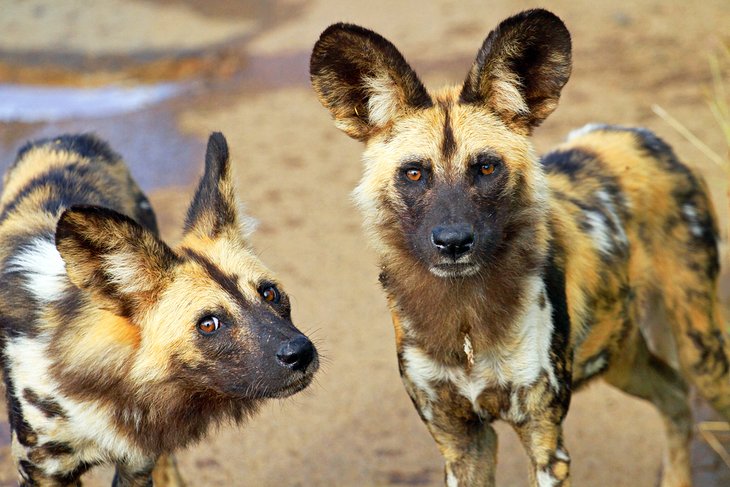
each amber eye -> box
[197,316,220,335]
[261,285,280,304]
[480,163,496,175]
[405,169,422,181]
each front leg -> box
[426,414,497,487]
[112,458,155,487]
[514,418,570,487]
[400,371,497,486]
[151,454,186,487]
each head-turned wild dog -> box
[0,133,319,486]
[311,8,730,487]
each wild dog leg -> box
[604,333,692,487]
[399,357,497,486]
[16,461,83,487]
[151,454,186,487]
[12,434,88,487]
[514,418,570,487]
[424,416,497,487]
[112,458,155,487]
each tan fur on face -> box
[131,233,278,383]
[355,87,549,261]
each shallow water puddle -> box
[0,83,181,122]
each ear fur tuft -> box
[460,9,572,131]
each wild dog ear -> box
[460,9,572,132]
[184,132,246,239]
[55,205,179,318]
[310,23,432,141]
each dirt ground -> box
[0,0,729,485]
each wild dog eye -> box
[405,168,422,181]
[474,153,502,178]
[260,285,280,304]
[197,315,220,335]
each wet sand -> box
[0,1,728,485]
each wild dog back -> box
[544,124,725,389]
[0,133,318,486]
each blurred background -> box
[0,0,729,485]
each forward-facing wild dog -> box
[0,133,319,486]
[311,9,730,487]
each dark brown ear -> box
[310,23,432,141]
[183,132,241,239]
[55,205,179,318]
[460,9,572,132]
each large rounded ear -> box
[183,132,243,239]
[460,9,572,132]
[55,205,179,318]
[310,23,432,141]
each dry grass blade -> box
[707,46,730,145]
[651,104,726,169]
[698,421,730,468]
[652,44,730,271]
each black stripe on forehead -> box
[180,247,249,308]
[441,105,456,161]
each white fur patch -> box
[429,264,480,279]
[566,123,609,141]
[555,448,570,462]
[236,201,258,239]
[582,210,613,256]
[446,467,459,487]
[5,238,67,302]
[505,390,527,423]
[364,76,401,127]
[583,354,608,377]
[537,469,560,487]
[595,190,628,249]
[104,253,149,293]
[491,71,529,115]
[681,203,704,238]
[509,276,558,390]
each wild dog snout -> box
[276,334,316,371]
[431,224,475,260]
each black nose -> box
[431,224,475,259]
[276,335,315,372]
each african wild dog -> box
[311,8,730,487]
[0,133,319,485]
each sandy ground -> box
[0,0,729,485]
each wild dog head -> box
[54,133,318,410]
[311,9,571,278]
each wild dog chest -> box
[395,276,565,425]
[399,341,560,425]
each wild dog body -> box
[311,9,730,487]
[0,134,318,486]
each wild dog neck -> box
[380,218,549,365]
